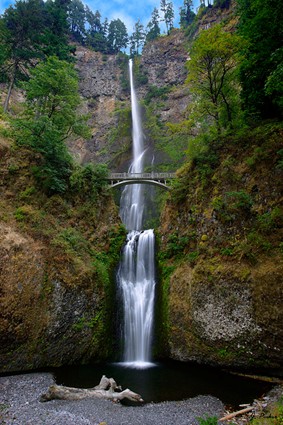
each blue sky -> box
[0,0,200,34]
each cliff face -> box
[0,138,124,372]
[158,125,283,369]
[71,30,190,172]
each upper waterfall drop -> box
[117,59,156,368]
[119,59,147,231]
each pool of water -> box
[52,360,275,408]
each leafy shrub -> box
[144,85,171,104]
[52,228,89,256]
[257,207,283,232]
[226,190,253,211]
[163,232,190,259]
[70,163,109,199]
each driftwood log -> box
[220,406,254,421]
[40,375,144,403]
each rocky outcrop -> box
[140,30,188,90]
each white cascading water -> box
[117,59,156,368]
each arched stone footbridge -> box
[107,172,176,190]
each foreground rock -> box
[0,373,224,425]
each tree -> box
[0,0,45,112]
[179,0,195,28]
[40,0,74,60]
[146,8,160,42]
[237,0,283,118]
[67,0,86,43]
[160,0,174,34]
[107,19,128,53]
[0,0,73,112]
[130,19,145,56]
[186,24,244,135]
[85,8,108,52]
[13,56,90,194]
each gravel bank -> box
[0,373,225,425]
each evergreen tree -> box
[107,19,128,53]
[85,7,108,51]
[160,0,174,34]
[179,0,195,28]
[67,0,86,43]
[41,0,73,60]
[130,19,145,55]
[0,0,46,112]
[146,8,160,42]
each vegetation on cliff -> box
[0,99,125,371]
[157,0,283,368]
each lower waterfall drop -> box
[117,230,156,367]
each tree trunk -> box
[40,375,144,403]
[3,65,16,113]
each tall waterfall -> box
[117,59,156,368]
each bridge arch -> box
[107,172,175,191]
[110,179,170,190]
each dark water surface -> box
[53,360,274,408]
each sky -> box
[0,0,200,34]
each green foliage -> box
[186,24,245,135]
[197,415,218,425]
[52,227,90,257]
[130,19,145,56]
[19,186,36,200]
[108,18,128,53]
[146,7,160,42]
[164,232,189,258]
[144,85,171,104]
[72,312,103,331]
[70,163,109,200]
[226,190,253,211]
[130,58,148,87]
[256,207,283,233]
[108,103,131,143]
[180,0,195,29]
[187,250,199,264]
[13,56,90,195]
[237,0,283,118]
[170,162,192,203]
[160,0,174,34]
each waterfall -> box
[117,59,156,368]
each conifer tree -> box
[130,19,145,55]
[160,0,174,34]
[107,19,128,53]
[146,8,160,42]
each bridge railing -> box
[107,172,176,180]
